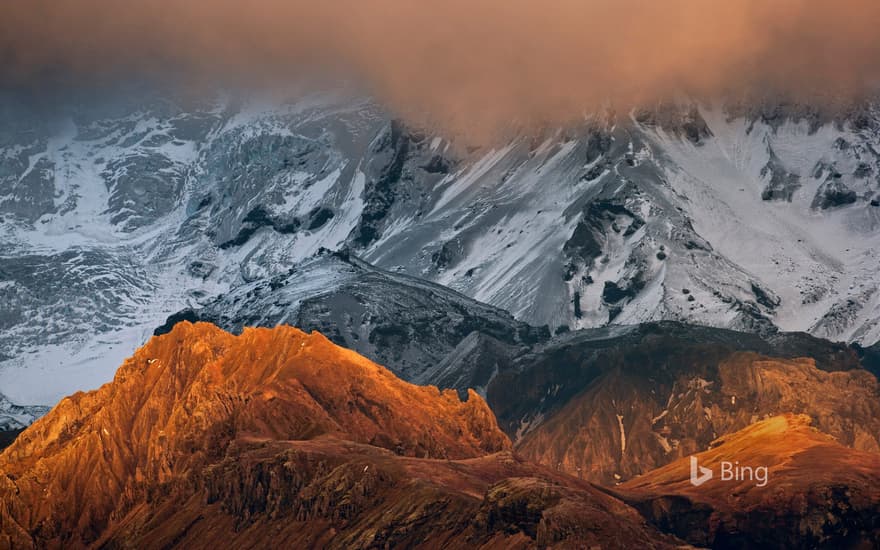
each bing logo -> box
[689,456,768,487]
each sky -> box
[2,0,880,141]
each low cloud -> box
[3,0,879,140]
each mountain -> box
[156,279,880,487]
[4,91,880,421]
[617,414,880,548]
[0,91,391,412]
[4,322,879,548]
[486,322,880,484]
[0,322,679,549]
[155,248,548,392]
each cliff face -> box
[617,414,880,548]
[0,322,675,549]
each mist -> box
[3,0,880,141]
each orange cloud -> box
[2,0,879,141]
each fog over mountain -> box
[4,0,880,140]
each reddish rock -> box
[616,414,880,548]
[0,322,675,549]
[512,352,880,484]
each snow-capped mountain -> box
[2,89,880,414]
[159,248,547,392]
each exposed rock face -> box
[0,428,21,451]
[0,322,510,548]
[760,145,801,201]
[487,322,880,484]
[0,322,681,549]
[617,414,880,549]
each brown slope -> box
[0,322,508,548]
[0,322,677,549]
[615,414,880,548]
[512,352,880,484]
[90,439,679,549]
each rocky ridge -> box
[0,322,677,549]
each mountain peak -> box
[0,322,510,547]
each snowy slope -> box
[360,102,880,343]
[0,91,386,407]
[167,248,545,388]
[2,91,880,418]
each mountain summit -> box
[0,322,512,547]
[618,414,880,547]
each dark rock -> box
[634,104,712,144]
[422,155,451,174]
[683,239,711,251]
[623,218,644,237]
[812,178,857,210]
[431,240,464,269]
[760,146,801,201]
[602,278,644,304]
[584,128,613,164]
[187,261,215,279]
[0,428,23,451]
[751,282,781,309]
[581,163,605,182]
[219,206,300,249]
[153,309,202,336]
[306,207,335,231]
[563,221,603,263]
[351,120,412,247]
[853,163,872,179]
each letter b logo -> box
[690,456,713,486]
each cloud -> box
[2,0,879,140]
